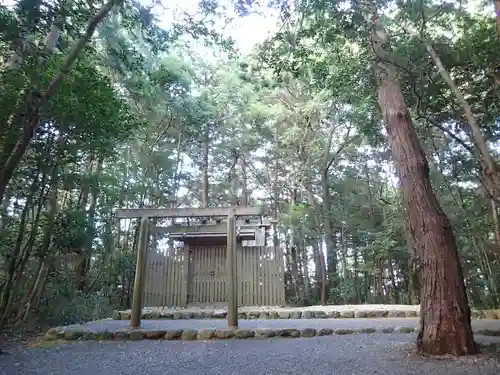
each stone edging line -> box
[44,326,500,342]
[112,308,500,320]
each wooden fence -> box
[143,244,285,307]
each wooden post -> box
[226,209,238,328]
[130,217,149,329]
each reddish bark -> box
[367,6,476,355]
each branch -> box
[419,115,475,155]
[42,0,122,99]
[424,42,496,172]
[324,125,354,174]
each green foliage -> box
[1,0,500,333]
[51,210,88,254]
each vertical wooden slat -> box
[272,246,278,305]
[177,248,182,305]
[256,247,261,305]
[198,247,202,303]
[188,246,193,304]
[197,247,201,303]
[222,246,226,302]
[143,261,148,307]
[265,247,270,306]
[150,251,155,306]
[200,247,203,303]
[236,245,241,306]
[275,246,281,305]
[143,238,287,308]
[209,246,213,302]
[219,245,223,302]
[205,247,209,303]
[272,247,276,305]
[262,247,268,305]
[162,247,167,306]
[165,247,170,306]
[256,246,260,306]
[148,250,153,307]
[167,249,172,306]
[245,247,249,305]
[248,247,253,305]
[178,248,182,306]
[182,244,189,306]
[269,246,275,305]
[227,210,238,328]
[213,246,217,303]
[191,247,196,303]
[209,247,213,303]
[171,248,176,306]
[149,249,154,307]
[252,247,257,305]
[241,247,247,305]
[261,247,266,305]
[202,247,207,303]
[279,246,284,304]
[216,246,220,302]
[154,251,159,306]
[169,247,175,306]
[262,246,272,305]
[175,248,180,306]
[209,246,214,303]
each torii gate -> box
[114,206,265,330]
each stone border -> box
[111,308,500,320]
[44,326,500,343]
[113,309,418,320]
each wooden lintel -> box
[151,223,226,234]
[114,206,264,219]
[150,221,271,234]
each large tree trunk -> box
[366,3,476,355]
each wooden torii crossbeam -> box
[114,206,263,219]
[115,206,265,330]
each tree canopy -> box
[0,0,500,356]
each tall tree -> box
[363,1,475,355]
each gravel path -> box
[2,334,500,375]
[65,318,500,332]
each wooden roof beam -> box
[114,206,264,219]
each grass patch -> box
[28,339,66,349]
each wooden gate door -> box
[188,245,227,304]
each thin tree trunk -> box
[339,223,349,304]
[365,2,476,355]
[78,157,102,291]
[305,186,326,304]
[423,42,500,200]
[0,191,11,231]
[0,198,31,326]
[241,155,248,206]
[16,257,51,323]
[496,0,500,38]
[202,124,209,208]
[373,258,384,303]
[353,248,360,304]
[491,199,500,250]
[321,116,353,303]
